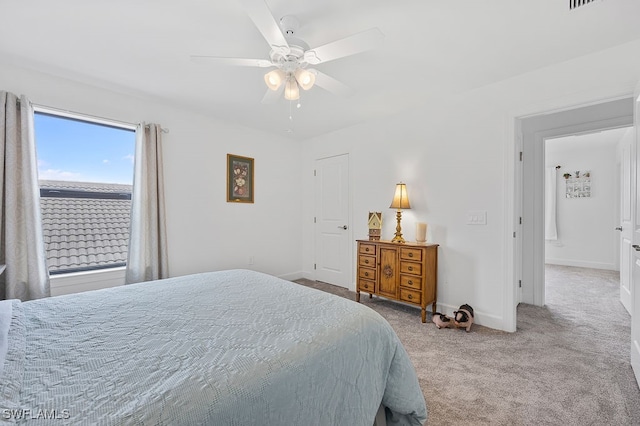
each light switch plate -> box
[467,210,487,225]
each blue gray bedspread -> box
[0,269,427,425]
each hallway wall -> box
[544,129,627,270]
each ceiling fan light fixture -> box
[284,77,300,100]
[264,69,286,91]
[294,69,315,91]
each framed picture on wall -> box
[227,154,254,203]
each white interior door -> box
[619,129,634,314]
[314,154,350,288]
[631,87,640,386]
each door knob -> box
[615,227,623,231]
[337,225,347,230]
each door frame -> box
[518,99,633,308]
[505,96,634,332]
[631,89,640,386]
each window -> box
[34,110,136,275]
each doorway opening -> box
[543,127,631,311]
[519,97,633,309]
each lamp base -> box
[391,210,405,243]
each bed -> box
[0,269,427,425]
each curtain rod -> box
[32,103,169,133]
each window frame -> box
[33,106,136,278]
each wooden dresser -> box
[356,239,438,323]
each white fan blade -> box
[304,28,384,65]
[238,0,290,55]
[191,56,273,68]
[311,70,356,97]
[261,84,285,104]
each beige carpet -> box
[295,264,640,425]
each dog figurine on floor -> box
[453,304,474,332]
[432,312,453,329]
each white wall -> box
[545,134,621,270]
[301,93,509,330]
[301,39,640,331]
[4,38,640,331]
[0,61,304,283]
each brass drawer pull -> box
[407,294,413,300]
[364,259,369,264]
[408,280,413,285]
[364,272,369,277]
[408,266,413,271]
[365,248,370,252]
[408,253,413,257]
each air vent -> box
[570,0,596,9]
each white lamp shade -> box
[264,69,285,91]
[284,77,300,100]
[294,69,316,91]
[389,183,411,209]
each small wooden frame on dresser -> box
[356,239,438,323]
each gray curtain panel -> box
[0,91,50,300]
[125,123,169,284]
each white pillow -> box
[0,299,13,378]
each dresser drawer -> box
[359,243,376,255]
[400,261,422,276]
[400,247,423,262]
[359,267,376,281]
[400,274,422,290]
[358,279,376,293]
[399,288,421,305]
[358,255,376,268]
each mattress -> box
[0,269,427,425]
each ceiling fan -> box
[191,0,384,104]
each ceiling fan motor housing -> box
[279,15,299,36]
[270,42,310,72]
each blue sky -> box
[34,113,136,185]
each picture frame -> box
[564,169,591,199]
[227,154,254,203]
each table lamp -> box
[390,182,411,243]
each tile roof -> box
[39,180,132,274]
[40,180,132,194]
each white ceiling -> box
[2,0,640,140]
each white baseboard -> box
[545,258,618,271]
